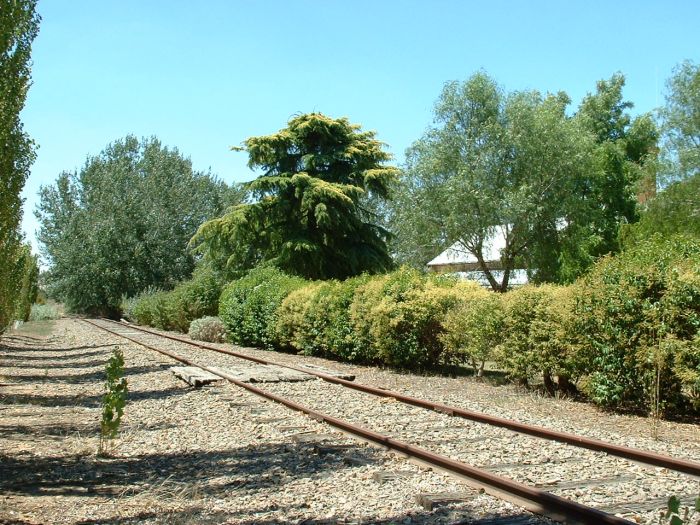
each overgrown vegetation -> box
[124,266,223,331]
[126,232,699,417]
[28,303,60,321]
[40,62,700,419]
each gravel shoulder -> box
[1,319,553,525]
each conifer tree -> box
[192,113,398,280]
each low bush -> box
[275,275,372,360]
[129,288,171,329]
[125,267,223,332]
[574,235,700,413]
[441,289,501,376]
[274,282,325,352]
[497,284,578,393]
[219,266,306,348]
[167,267,222,332]
[188,316,227,343]
[349,268,484,368]
[28,303,60,321]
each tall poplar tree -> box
[191,113,399,280]
[0,0,40,331]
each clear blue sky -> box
[20,0,699,257]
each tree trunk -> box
[543,370,556,396]
[556,374,577,396]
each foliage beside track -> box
[122,267,222,332]
[127,235,700,416]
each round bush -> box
[188,316,227,343]
[441,288,501,376]
[497,284,578,392]
[349,267,483,368]
[219,266,307,348]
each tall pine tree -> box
[192,113,398,280]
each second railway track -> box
[84,318,700,525]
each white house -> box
[426,225,529,287]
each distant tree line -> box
[34,60,699,312]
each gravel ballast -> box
[2,319,558,525]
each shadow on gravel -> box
[1,358,108,370]
[7,364,169,384]
[0,351,106,368]
[0,420,178,438]
[0,442,382,499]
[217,514,539,525]
[0,343,116,355]
[73,509,233,525]
[0,385,188,408]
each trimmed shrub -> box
[497,284,578,392]
[28,303,60,321]
[219,266,307,348]
[575,235,700,412]
[129,288,171,329]
[275,275,372,360]
[349,267,483,368]
[188,316,227,343]
[274,282,325,351]
[441,289,502,376]
[167,267,222,332]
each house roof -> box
[427,225,509,267]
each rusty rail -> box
[84,318,636,525]
[100,317,700,478]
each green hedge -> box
[574,235,700,412]
[349,268,484,367]
[441,288,501,376]
[274,268,485,368]
[497,284,579,393]
[275,275,372,360]
[126,238,700,416]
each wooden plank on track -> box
[170,366,222,387]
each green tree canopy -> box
[191,113,399,280]
[659,60,700,181]
[391,72,601,291]
[36,136,234,315]
[390,72,657,290]
[0,0,40,331]
[623,172,700,243]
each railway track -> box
[84,318,700,525]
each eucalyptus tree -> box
[391,72,599,291]
[392,72,657,289]
[36,136,232,315]
[0,0,40,330]
[191,113,399,280]
[659,60,699,181]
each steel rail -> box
[100,317,700,478]
[84,318,635,525]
